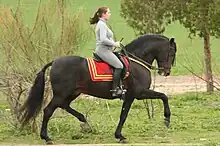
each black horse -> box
[19,34,177,144]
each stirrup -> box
[111,87,123,97]
[110,86,127,100]
[120,85,127,95]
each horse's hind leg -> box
[61,94,87,122]
[40,97,59,144]
[60,94,90,131]
[40,93,88,144]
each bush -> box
[0,0,90,131]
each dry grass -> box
[0,0,90,131]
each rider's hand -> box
[115,41,121,47]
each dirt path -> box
[1,75,219,95]
[151,75,220,94]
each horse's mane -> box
[125,34,169,52]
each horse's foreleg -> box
[136,89,171,127]
[115,97,134,141]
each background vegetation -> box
[0,0,220,145]
[1,0,220,75]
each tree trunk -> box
[204,30,214,92]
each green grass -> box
[0,92,220,145]
[1,0,220,75]
[1,1,220,145]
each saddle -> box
[86,52,130,82]
[93,52,130,79]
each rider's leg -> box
[95,48,124,97]
[111,68,123,97]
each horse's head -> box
[125,34,177,76]
[156,38,177,76]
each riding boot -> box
[111,68,123,97]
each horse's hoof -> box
[46,140,54,145]
[115,134,127,143]
[119,138,128,143]
[164,118,170,128]
[80,122,92,133]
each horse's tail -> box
[19,61,53,126]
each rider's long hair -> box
[89,6,108,24]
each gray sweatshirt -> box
[94,19,123,69]
[95,19,117,50]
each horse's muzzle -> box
[158,68,170,76]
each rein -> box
[126,52,161,71]
[119,43,161,71]
[128,57,151,71]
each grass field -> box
[0,1,220,145]
[0,92,220,145]
[1,0,220,75]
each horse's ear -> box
[170,38,175,44]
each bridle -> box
[170,46,176,66]
[120,43,176,71]
[125,51,161,70]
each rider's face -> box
[102,8,111,20]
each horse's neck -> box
[145,55,154,65]
[126,43,155,67]
[134,51,155,68]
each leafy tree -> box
[166,0,220,92]
[121,0,220,92]
[120,0,171,34]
